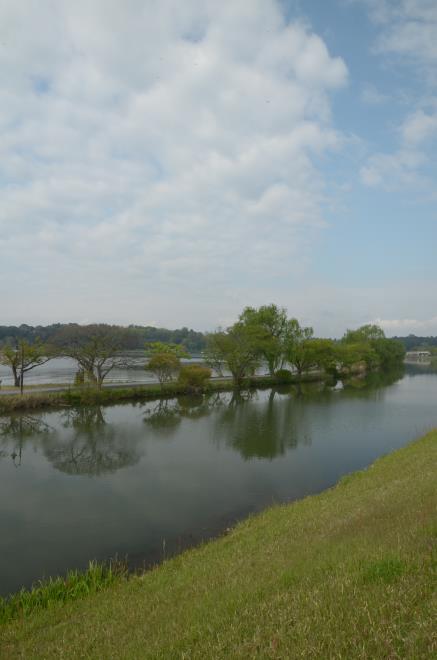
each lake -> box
[1,364,436,597]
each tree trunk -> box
[12,366,20,388]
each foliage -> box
[146,352,181,386]
[0,340,53,391]
[0,324,206,353]
[238,304,292,375]
[339,325,405,371]
[178,365,212,389]
[274,368,293,382]
[371,337,405,368]
[342,324,386,344]
[336,341,380,371]
[205,323,262,387]
[50,325,128,388]
[145,342,189,358]
[283,321,314,375]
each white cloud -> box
[358,1,437,190]
[401,108,437,145]
[0,0,349,326]
[372,0,437,69]
[360,148,426,189]
[374,316,437,335]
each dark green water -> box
[1,366,436,597]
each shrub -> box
[178,365,211,389]
[274,369,293,383]
[146,353,181,385]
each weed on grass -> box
[0,560,127,625]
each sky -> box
[0,0,436,337]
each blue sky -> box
[0,0,436,336]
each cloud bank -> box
[0,0,347,328]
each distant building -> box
[405,350,431,361]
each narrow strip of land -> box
[1,431,435,659]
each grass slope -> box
[1,432,436,659]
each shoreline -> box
[0,371,330,415]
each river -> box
[0,364,436,597]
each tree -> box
[302,339,337,374]
[340,325,404,371]
[146,352,181,386]
[283,321,315,376]
[145,342,189,387]
[51,324,129,389]
[370,337,405,368]
[205,323,261,387]
[0,339,53,393]
[335,342,379,372]
[342,324,385,344]
[238,304,291,375]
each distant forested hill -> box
[393,335,437,351]
[0,324,206,353]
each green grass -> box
[1,431,435,659]
[0,561,126,626]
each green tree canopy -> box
[238,304,292,375]
[342,324,385,344]
[146,352,181,386]
[205,323,262,387]
[283,321,314,375]
[145,342,189,358]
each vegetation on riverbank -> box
[1,430,435,658]
[0,561,126,626]
[0,372,325,414]
[1,307,405,393]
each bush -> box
[146,353,181,385]
[274,369,293,383]
[178,365,211,389]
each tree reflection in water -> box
[212,388,313,460]
[142,392,225,436]
[141,389,311,460]
[42,407,142,476]
[0,415,53,467]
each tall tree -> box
[51,325,129,388]
[283,321,315,376]
[205,323,261,387]
[238,304,291,375]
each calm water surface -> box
[1,365,436,597]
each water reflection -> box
[0,415,53,467]
[42,407,143,476]
[1,365,436,599]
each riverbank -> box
[0,372,325,414]
[1,430,435,658]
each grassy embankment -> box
[1,431,435,658]
[0,373,324,414]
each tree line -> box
[0,305,405,393]
[0,323,206,353]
